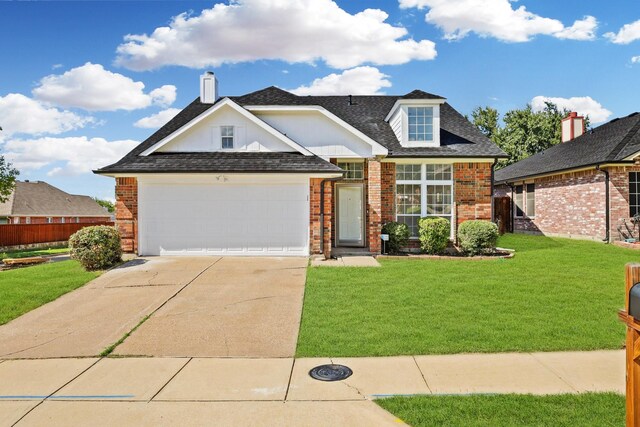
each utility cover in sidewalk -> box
[309,364,353,381]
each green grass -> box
[376,393,624,427]
[0,246,69,261]
[297,234,640,357]
[0,260,100,325]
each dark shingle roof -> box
[96,87,505,175]
[0,181,111,217]
[96,152,343,174]
[495,113,640,183]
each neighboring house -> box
[0,181,111,225]
[494,112,640,242]
[95,73,506,257]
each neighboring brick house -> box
[95,73,505,257]
[494,112,640,242]
[0,181,112,225]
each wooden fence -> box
[0,222,115,247]
[494,196,512,234]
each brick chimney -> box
[561,112,585,142]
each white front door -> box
[337,184,364,247]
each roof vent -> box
[200,72,218,104]
[561,112,585,143]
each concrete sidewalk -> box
[0,350,624,425]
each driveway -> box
[0,257,307,359]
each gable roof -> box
[0,181,111,217]
[96,86,505,175]
[495,113,640,184]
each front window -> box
[631,173,640,217]
[514,185,524,217]
[221,126,234,149]
[46,217,52,224]
[396,163,453,237]
[526,183,535,217]
[338,162,364,180]
[407,107,434,142]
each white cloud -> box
[32,63,176,111]
[134,108,181,129]
[531,96,612,123]
[2,136,138,175]
[289,67,392,96]
[150,85,177,107]
[399,0,597,42]
[0,93,93,137]
[115,0,437,71]
[605,19,640,44]
[632,56,640,64]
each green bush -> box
[458,220,499,256]
[381,222,410,254]
[69,225,122,271]
[418,217,450,254]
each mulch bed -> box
[378,248,514,260]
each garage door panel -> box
[140,180,309,256]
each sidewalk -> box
[0,350,624,426]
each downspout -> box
[320,177,342,258]
[490,158,498,222]
[596,165,610,243]
[507,182,515,233]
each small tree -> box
[93,197,115,213]
[0,156,19,203]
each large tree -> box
[93,197,115,213]
[471,102,588,168]
[0,155,18,203]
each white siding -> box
[389,108,402,143]
[158,104,295,153]
[256,111,374,158]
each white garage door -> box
[138,177,309,256]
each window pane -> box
[396,164,421,181]
[631,173,640,217]
[526,183,535,217]
[397,216,419,237]
[338,162,364,180]
[515,185,524,217]
[407,107,434,142]
[426,185,452,215]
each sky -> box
[1,0,639,201]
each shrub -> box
[418,217,450,254]
[69,225,122,271]
[381,221,410,254]
[458,220,499,256]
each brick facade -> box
[381,162,396,225]
[494,165,640,241]
[115,177,138,253]
[453,163,493,232]
[309,178,332,257]
[367,159,382,253]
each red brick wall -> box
[310,178,332,257]
[368,159,382,253]
[115,177,138,253]
[454,163,493,233]
[609,165,640,241]
[9,216,109,224]
[381,162,396,225]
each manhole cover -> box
[309,364,353,382]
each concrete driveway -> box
[0,257,307,359]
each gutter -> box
[596,165,610,243]
[320,176,343,258]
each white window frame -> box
[46,217,53,224]
[400,104,440,148]
[395,163,454,239]
[220,125,234,149]
[26,217,31,224]
[76,217,80,223]
[14,217,20,224]
[337,161,365,180]
[526,183,535,218]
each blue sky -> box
[1,0,638,200]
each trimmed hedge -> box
[418,217,450,254]
[458,220,499,256]
[69,225,122,271]
[381,221,410,254]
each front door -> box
[337,184,365,247]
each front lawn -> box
[377,393,624,427]
[297,234,638,357]
[0,260,100,325]
[0,246,69,261]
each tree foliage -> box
[471,103,590,168]
[93,197,115,213]
[0,156,19,203]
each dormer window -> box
[408,107,434,142]
[221,126,234,149]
